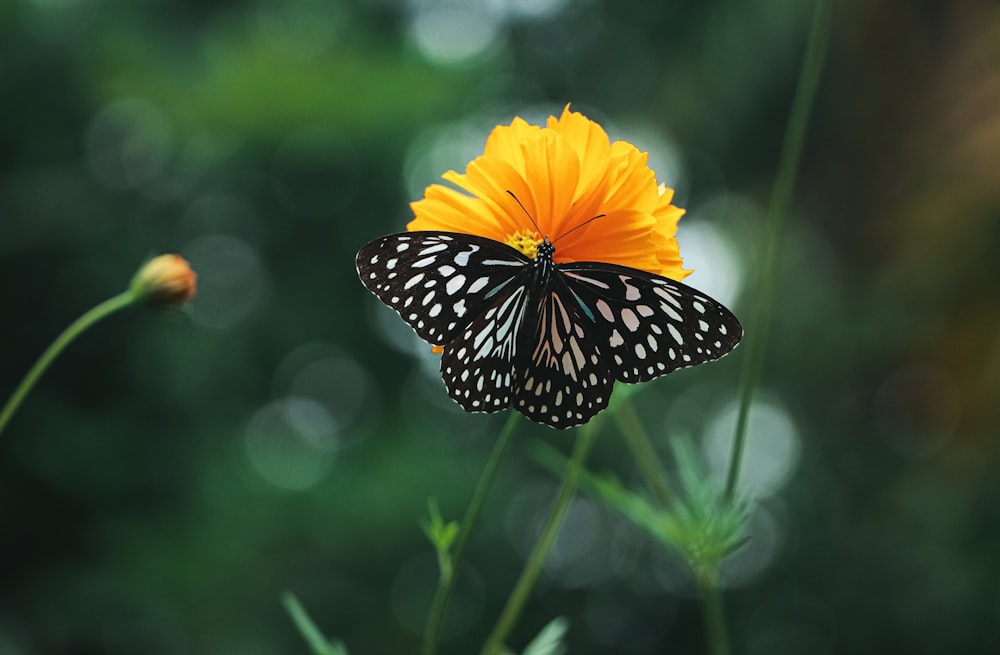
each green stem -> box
[479,420,600,655]
[422,412,520,655]
[0,291,135,437]
[724,0,831,502]
[613,397,673,509]
[698,573,730,655]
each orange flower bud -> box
[130,254,197,307]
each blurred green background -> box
[2,0,1000,653]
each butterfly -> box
[356,227,742,429]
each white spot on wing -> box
[446,274,466,295]
[621,277,640,301]
[621,307,640,332]
[454,246,480,266]
[419,243,448,256]
[660,302,682,321]
[595,300,614,322]
[468,277,490,294]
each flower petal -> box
[519,131,581,239]
[550,106,613,200]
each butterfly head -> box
[536,237,555,261]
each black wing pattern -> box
[356,232,530,346]
[440,278,529,413]
[511,283,614,428]
[559,262,743,383]
[356,230,743,430]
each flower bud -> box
[130,254,197,307]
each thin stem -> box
[613,397,673,509]
[724,0,831,502]
[479,420,600,655]
[423,412,520,655]
[0,291,135,437]
[698,573,730,655]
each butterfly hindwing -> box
[512,285,614,428]
[439,278,530,413]
[559,262,743,383]
[356,232,531,345]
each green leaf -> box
[666,438,750,570]
[529,436,749,578]
[420,497,460,581]
[281,591,349,655]
[420,497,459,549]
[522,616,570,655]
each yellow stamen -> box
[505,229,542,259]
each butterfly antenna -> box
[507,190,606,243]
[506,191,545,237]
[552,212,606,244]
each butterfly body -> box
[357,231,742,429]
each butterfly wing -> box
[511,281,614,429]
[439,278,530,414]
[357,232,743,429]
[558,262,743,383]
[356,231,531,346]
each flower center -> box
[505,229,542,259]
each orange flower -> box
[408,105,690,281]
[130,254,197,307]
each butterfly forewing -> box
[512,287,614,428]
[356,232,531,345]
[560,263,743,383]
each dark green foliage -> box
[2,1,999,654]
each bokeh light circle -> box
[407,4,502,66]
[676,213,744,310]
[244,397,339,490]
[182,234,269,329]
[703,396,802,500]
[85,97,173,191]
[272,343,381,448]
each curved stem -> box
[423,412,520,655]
[479,420,600,655]
[724,0,832,502]
[613,397,673,509]
[0,291,135,437]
